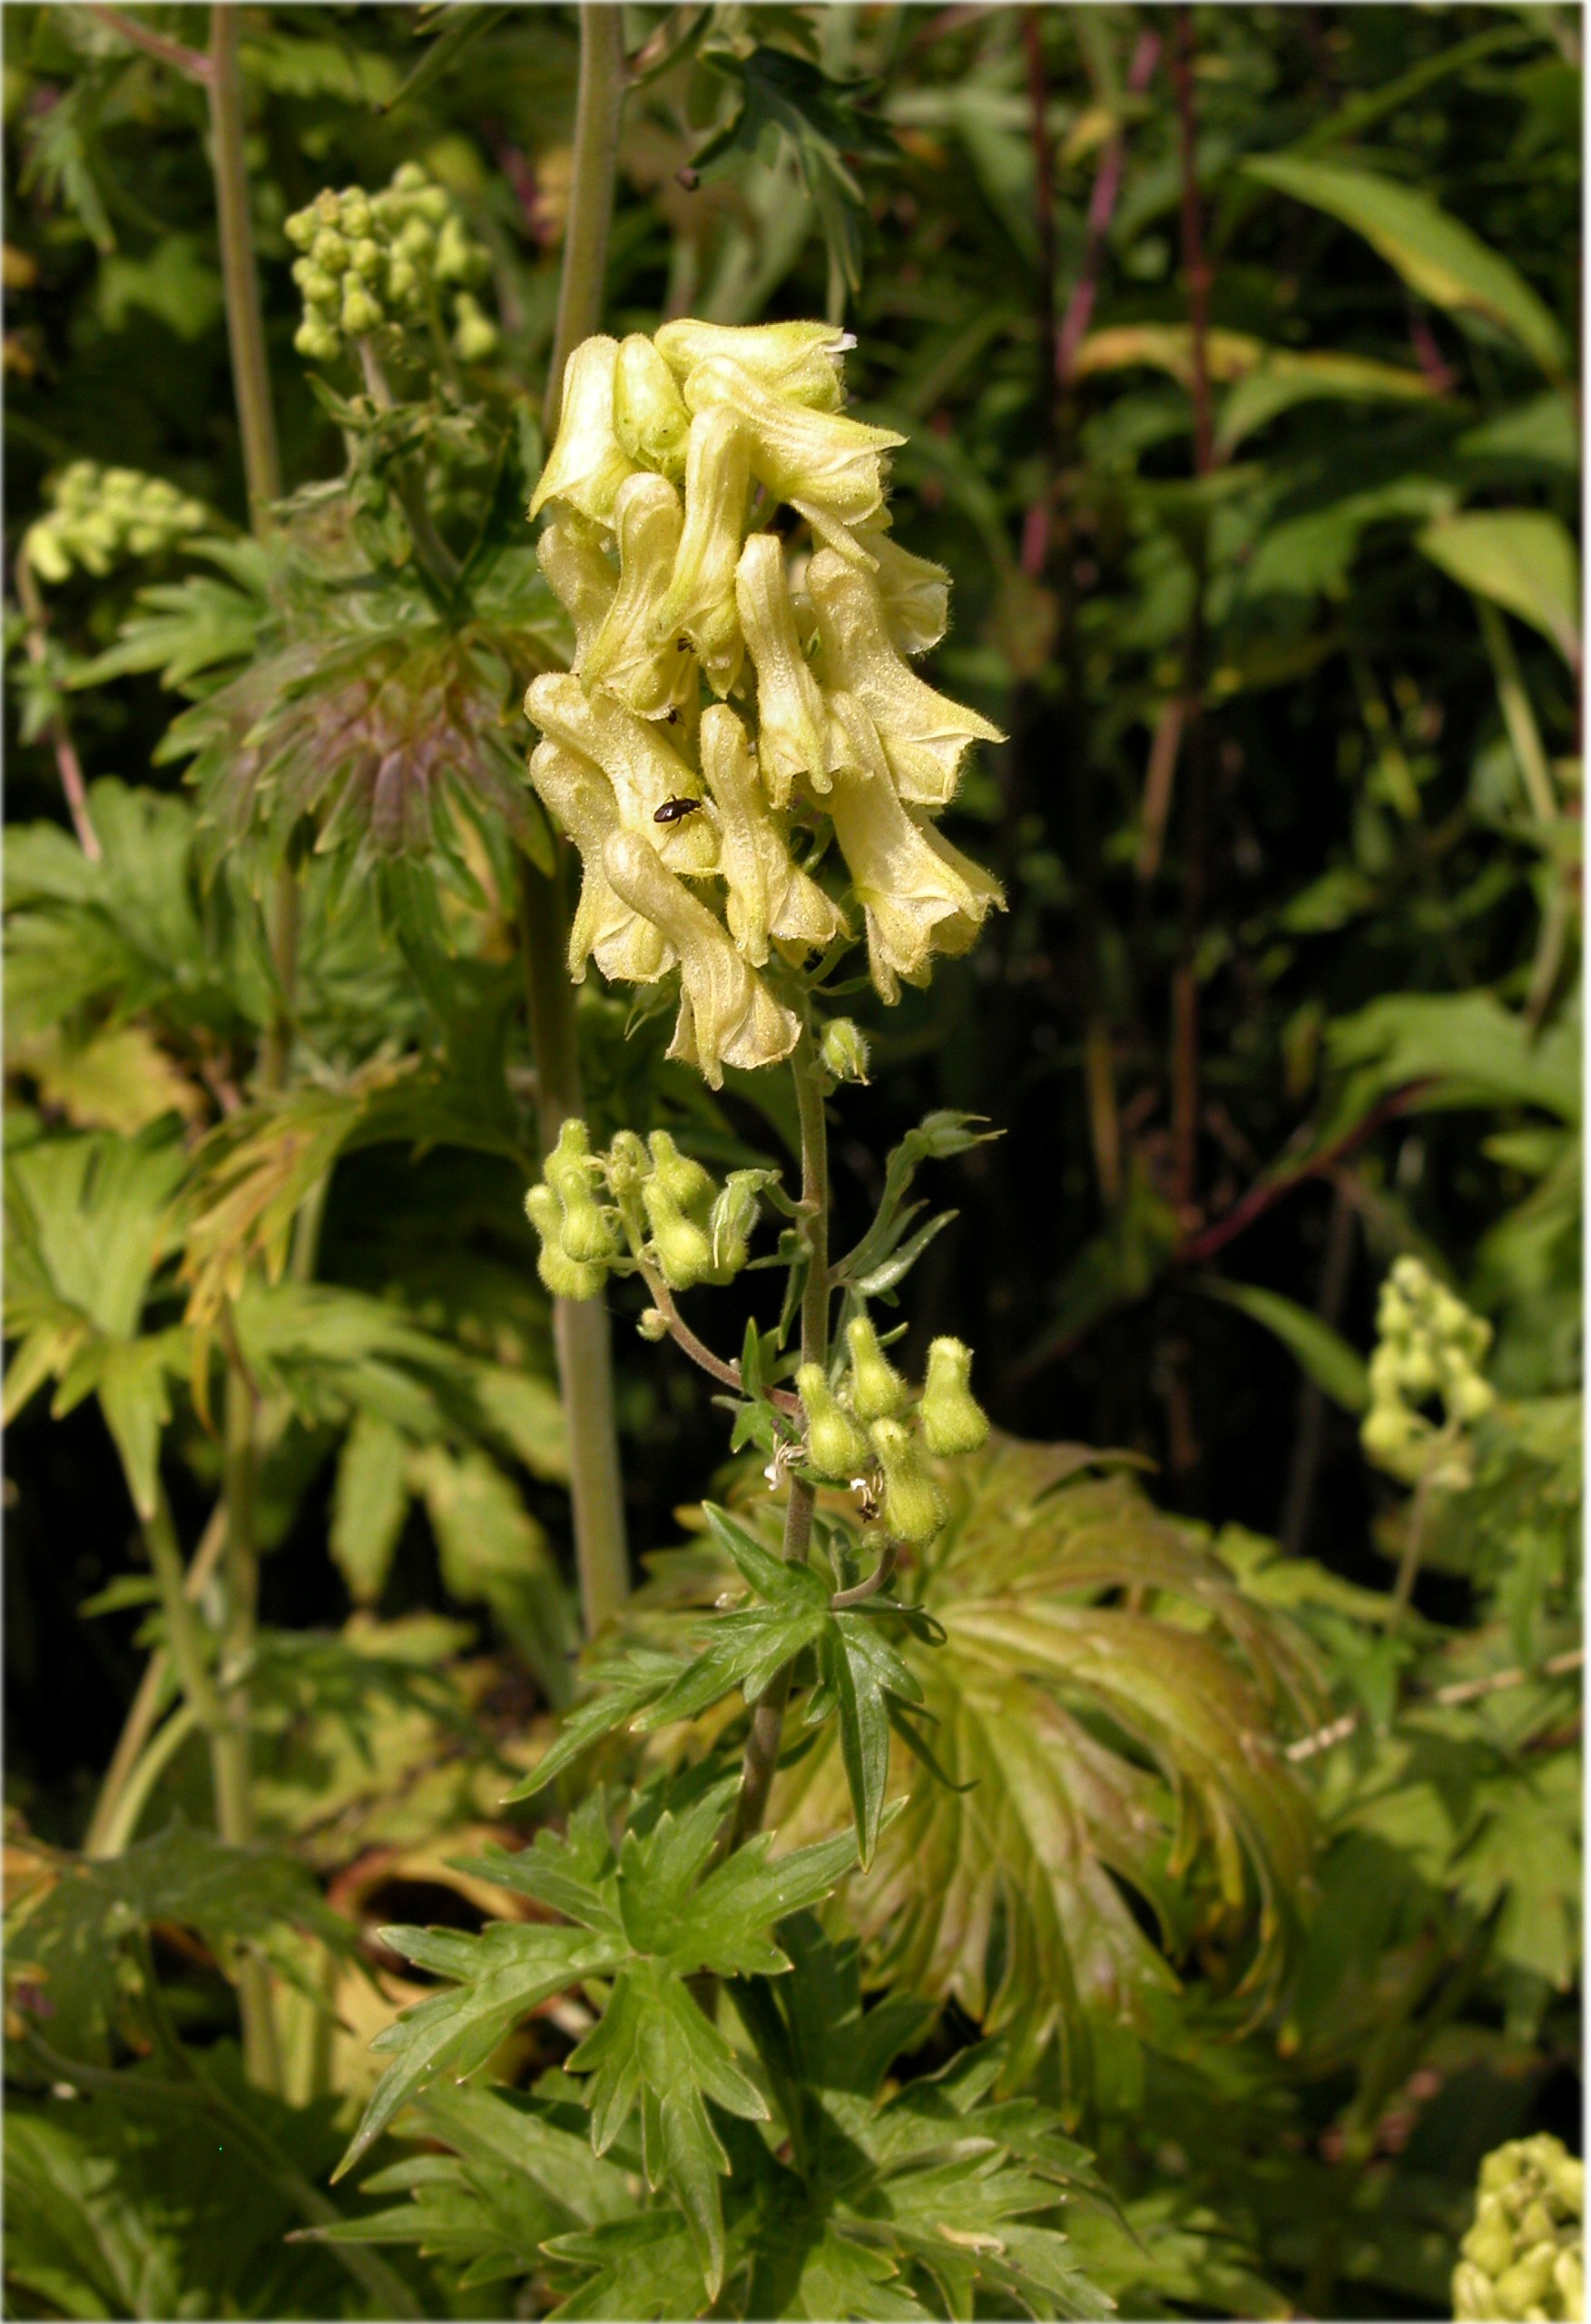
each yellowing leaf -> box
[1417,510,1582,671]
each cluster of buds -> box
[1454,2135,1583,2320]
[524,1118,774,1303]
[525,320,1005,1088]
[797,1316,988,1547]
[287,162,497,367]
[1361,1255,1496,1488]
[23,462,208,584]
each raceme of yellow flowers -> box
[524,320,1006,1088]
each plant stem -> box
[355,337,462,596]
[525,2,632,1638]
[208,7,280,517]
[93,1699,203,1857]
[730,1029,830,1852]
[520,862,630,1634]
[542,4,627,438]
[12,546,102,859]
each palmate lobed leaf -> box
[725,1436,1326,2088]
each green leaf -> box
[7,1826,356,2068]
[331,1413,413,1606]
[822,1614,924,1867]
[1328,990,1581,1123]
[336,1922,618,2180]
[1244,154,1568,378]
[503,1649,684,1801]
[1198,1279,1370,1413]
[543,2211,709,2321]
[1418,510,1582,670]
[409,1443,577,1701]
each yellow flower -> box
[853,517,951,656]
[582,474,692,720]
[536,510,616,673]
[602,827,801,1086]
[653,318,854,411]
[823,696,1004,1001]
[683,356,904,526]
[527,740,673,985]
[528,334,637,523]
[734,532,836,808]
[810,548,1003,808]
[612,331,691,481]
[525,673,717,874]
[653,406,751,694]
[699,704,843,966]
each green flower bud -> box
[796,1364,871,1481]
[869,1417,946,1546]
[820,1019,870,1083]
[397,214,435,261]
[433,212,476,284]
[613,332,691,482]
[295,320,340,363]
[452,292,497,362]
[638,1306,669,1342]
[642,1174,713,1291]
[341,191,373,238]
[525,1182,606,1300]
[385,253,421,307]
[1449,1369,1497,1425]
[1495,2248,1557,2314]
[285,207,318,251]
[708,1169,765,1277]
[311,228,349,274]
[846,1315,908,1423]
[605,1129,650,1196]
[349,236,381,276]
[416,184,451,225]
[918,1336,989,1458]
[645,1129,715,1221]
[392,161,428,193]
[341,281,383,336]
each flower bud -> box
[1448,1370,1496,1425]
[796,1364,871,1481]
[820,1019,870,1083]
[452,292,497,362]
[645,1129,715,1220]
[341,280,383,336]
[530,334,638,524]
[869,1418,946,1546]
[708,1169,766,1277]
[606,1129,650,1195]
[311,228,349,274]
[613,332,691,481]
[643,1174,713,1291]
[918,1336,989,1458]
[638,1307,669,1342]
[846,1315,908,1423]
[544,1120,617,1265]
[434,213,476,284]
[525,1182,606,1299]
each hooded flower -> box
[602,827,800,1085]
[653,318,853,411]
[612,332,691,482]
[527,740,673,984]
[810,548,1004,807]
[583,473,692,719]
[824,695,1004,1001]
[653,406,751,694]
[682,356,904,527]
[853,517,951,656]
[529,335,637,523]
[699,704,843,965]
[524,673,717,874]
[735,532,835,807]
[537,511,617,672]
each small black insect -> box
[664,705,681,724]
[653,795,703,826]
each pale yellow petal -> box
[653,407,750,694]
[583,473,692,719]
[536,511,616,672]
[735,533,832,807]
[525,673,717,873]
[528,335,637,522]
[683,356,904,526]
[653,319,853,410]
[612,332,690,481]
[699,703,843,966]
[527,740,673,984]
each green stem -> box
[520,862,630,1633]
[93,1699,203,1857]
[207,7,280,514]
[730,1029,830,1852]
[206,5,285,2090]
[525,8,632,1639]
[542,4,627,438]
[355,336,462,596]
[84,1502,229,1856]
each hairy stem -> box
[730,1029,830,1852]
[525,3,633,1637]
